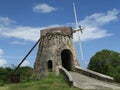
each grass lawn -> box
[0,73,81,90]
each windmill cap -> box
[41,26,73,36]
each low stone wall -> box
[59,66,75,87]
[75,66,114,82]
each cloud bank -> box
[0,9,119,44]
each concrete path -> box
[70,72,120,90]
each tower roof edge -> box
[41,26,73,36]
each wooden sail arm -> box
[72,26,84,34]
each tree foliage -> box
[17,66,33,82]
[0,66,33,83]
[0,67,13,83]
[88,49,120,82]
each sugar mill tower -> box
[34,26,79,78]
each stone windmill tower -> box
[34,26,79,78]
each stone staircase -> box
[69,72,120,90]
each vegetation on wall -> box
[88,49,120,82]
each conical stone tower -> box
[34,26,79,78]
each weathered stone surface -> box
[41,27,73,36]
[70,72,120,89]
[34,26,79,78]
[75,66,114,82]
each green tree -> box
[88,49,120,82]
[17,66,33,82]
[0,67,13,83]
[0,66,33,83]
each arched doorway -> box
[47,60,52,71]
[61,49,73,71]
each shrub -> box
[0,79,4,86]
[113,66,120,83]
[88,49,120,82]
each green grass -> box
[0,73,81,90]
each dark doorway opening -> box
[47,60,52,71]
[61,49,73,71]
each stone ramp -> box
[69,72,120,90]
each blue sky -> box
[0,0,120,68]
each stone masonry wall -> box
[34,27,79,78]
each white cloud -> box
[21,60,30,67]
[73,9,119,41]
[33,3,56,13]
[0,48,7,67]
[1,25,60,42]
[73,27,112,42]
[11,41,27,45]
[2,26,41,42]
[0,17,15,26]
[0,17,60,42]
[0,59,7,67]
[80,9,119,27]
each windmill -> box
[72,0,85,64]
